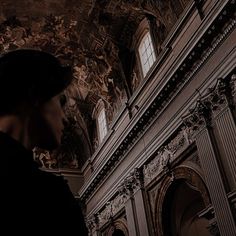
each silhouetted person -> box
[0,49,88,235]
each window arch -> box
[138,31,156,77]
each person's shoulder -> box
[33,166,59,179]
[32,167,68,193]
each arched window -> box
[138,31,156,77]
[92,99,108,145]
[98,107,108,142]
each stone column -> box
[119,168,152,236]
[185,99,236,236]
[209,77,236,189]
[125,196,139,236]
[132,168,151,236]
[120,178,140,236]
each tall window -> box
[98,108,108,142]
[138,32,156,77]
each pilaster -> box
[119,179,139,236]
[184,77,236,235]
[209,77,236,190]
[132,168,151,236]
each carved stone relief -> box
[98,195,127,228]
[143,125,194,185]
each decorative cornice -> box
[80,0,236,202]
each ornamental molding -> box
[80,0,236,202]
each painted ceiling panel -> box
[0,0,190,169]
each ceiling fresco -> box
[0,0,190,169]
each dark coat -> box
[0,131,88,235]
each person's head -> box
[0,49,72,150]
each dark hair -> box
[0,49,72,115]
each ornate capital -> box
[118,168,145,199]
[183,75,236,131]
[231,74,236,103]
[86,214,99,233]
[183,99,212,136]
[132,167,145,189]
[207,78,233,116]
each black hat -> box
[0,49,72,114]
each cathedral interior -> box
[1,0,236,235]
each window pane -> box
[98,108,107,142]
[139,32,156,77]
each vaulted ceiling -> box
[0,0,190,169]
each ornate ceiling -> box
[0,0,190,169]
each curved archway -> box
[155,166,211,236]
[107,218,129,236]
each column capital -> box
[207,78,233,116]
[230,74,236,104]
[183,76,235,133]
[86,213,100,234]
[183,99,212,134]
[118,167,145,199]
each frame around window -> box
[138,31,156,77]
[132,18,157,80]
[92,99,108,144]
[97,108,108,142]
